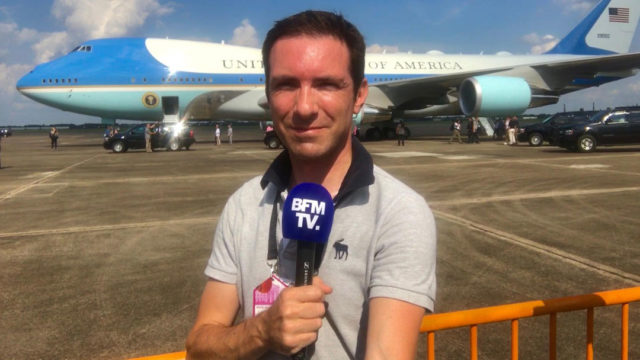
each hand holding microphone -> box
[282,183,334,359]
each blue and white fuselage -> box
[15,0,640,124]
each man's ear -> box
[353,78,368,114]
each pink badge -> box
[253,274,289,316]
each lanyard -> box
[267,191,279,268]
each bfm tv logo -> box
[291,197,326,231]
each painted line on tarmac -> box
[433,209,640,284]
[373,151,480,160]
[0,154,100,202]
[37,171,262,186]
[0,216,218,239]
[430,186,640,206]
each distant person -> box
[0,133,3,169]
[145,123,156,152]
[503,116,511,145]
[49,127,59,150]
[396,121,406,146]
[508,115,519,145]
[103,126,112,140]
[494,118,505,140]
[227,124,233,144]
[215,124,221,145]
[448,118,462,144]
[469,117,480,144]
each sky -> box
[2,0,640,126]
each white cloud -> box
[553,0,598,14]
[32,31,71,63]
[366,44,400,54]
[25,0,175,62]
[0,22,40,59]
[0,62,33,94]
[52,0,173,39]
[522,32,559,54]
[230,19,259,47]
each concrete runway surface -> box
[1,126,638,359]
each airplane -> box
[15,0,640,143]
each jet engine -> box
[459,76,531,116]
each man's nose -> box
[294,85,318,118]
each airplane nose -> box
[16,69,36,93]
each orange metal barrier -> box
[129,287,639,360]
[420,286,640,360]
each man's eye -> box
[271,80,297,91]
[316,81,341,90]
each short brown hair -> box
[262,10,366,97]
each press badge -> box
[253,273,289,316]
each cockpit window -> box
[71,45,93,53]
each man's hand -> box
[259,276,332,355]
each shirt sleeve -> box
[205,195,239,284]
[368,191,437,312]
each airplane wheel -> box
[112,141,126,153]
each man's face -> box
[267,35,367,161]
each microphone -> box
[282,182,334,359]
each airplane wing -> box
[367,52,640,113]
[530,52,640,93]
[367,66,515,111]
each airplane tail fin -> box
[546,0,640,55]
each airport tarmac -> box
[1,126,639,359]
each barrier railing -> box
[420,286,640,360]
[128,287,640,360]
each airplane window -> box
[68,78,71,83]
[61,79,65,83]
[48,79,52,83]
[42,79,46,84]
[191,78,195,82]
[131,77,136,83]
[71,46,80,53]
[239,77,243,82]
[86,46,92,52]
[143,78,147,82]
[209,78,213,82]
[74,78,78,83]
[55,79,58,83]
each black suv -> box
[517,111,595,146]
[103,123,195,153]
[0,128,12,137]
[554,108,640,152]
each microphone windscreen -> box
[282,182,334,244]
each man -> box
[186,11,436,360]
[145,123,155,152]
[227,124,233,144]
[503,116,511,145]
[508,115,519,145]
[448,118,462,144]
[215,124,221,145]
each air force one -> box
[15,0,640,140]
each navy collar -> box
[260,137,375,205]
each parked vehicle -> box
[517,111,596,146]
[554,107,640,152]
[0,128,12,137]
[103,123,195,153]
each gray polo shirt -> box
[205,139,436,359]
